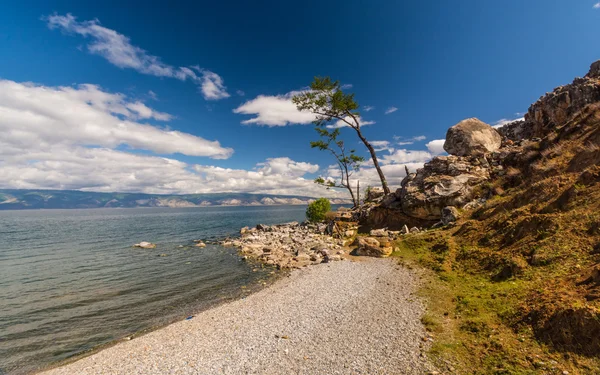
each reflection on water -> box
[0,206,309,374]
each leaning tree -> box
[311,127,364,208]
[292,77,390,194]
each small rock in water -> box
[134,241,156,249]
[195,242,207,248]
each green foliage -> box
[292,76,390,194]
[306,198,331,222]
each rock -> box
[370,228,388,237]
[256,224,269,231]
[441,206,460,225]
[195,242,207,248]
[519,60,600,140]
[409,227,420,234]
[398,155,490,220]
[462,198,486,211]
[354,237,391,258]
[444,118,502,156]
[366,187,385,201]
[134,241,156,249]
[402,225,410,234]
[344,230,355,238]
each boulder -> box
[444,118,502,156]
[441,206,460,225]
[354,237,391,258]
[134,241,156,249]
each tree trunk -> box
[355,130,390,194]
[345,177,357,208]
[357,180,360,208]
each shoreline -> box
[34,259,286,375]
[39,258,435,375]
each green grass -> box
[392,231,600,375]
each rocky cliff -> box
[373,59,600,370]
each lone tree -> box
[311,127,364,208]
[292,77,390,194]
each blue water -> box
[0,206,312,375]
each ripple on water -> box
[0,206,315,375]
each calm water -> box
[0,206,311,375]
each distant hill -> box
[0,189,350,210]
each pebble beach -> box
[42,258,435,375]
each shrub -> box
[306,198,331,222]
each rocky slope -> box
[374,59,600,373]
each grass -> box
[393,227,600,374]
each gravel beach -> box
[42,258,434,375]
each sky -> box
[1,0,599,198]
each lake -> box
[0,205,314,374]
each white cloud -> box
[594,2,600,8]
[341,83,353,89]
[233,91,316,126]
[379,149,432,165]
[0,79,347,196]
[236,90,245,96]
[369,140,395,153]
[363,106,374,112]
[492,116,524,129]
[426,139,446,155]
[385,106,398,114]
[0,79,233,159]
[234,91,375,128]
[198,70,230,100]
[256,157,319,177]
[393,135,427,146]
[148,90,158,100]
[326,116,375,129]
[45,13,229,100]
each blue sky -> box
[1,1,599,197]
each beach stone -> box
[354,237,391,258]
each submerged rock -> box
[134,241,156,249]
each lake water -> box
[0,206,313,374]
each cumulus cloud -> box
[0,79,233,158]
[426,139,446,155]
[370,140,392,152]
[233,91,316,126]
[594,2,600,8]
[492,116,524,128]
[256,157,319,177]
[45,13,229,100]
[384,106,398,114]
[234,91,375,128]
[0,146,336,196]
[379,149,432,165]
[0,79,343,196]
